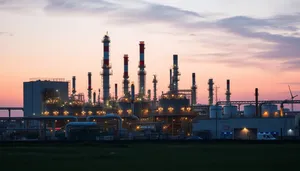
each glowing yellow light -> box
[186,107,191,112]
[136,126,140,130]
[67,120,70,122]
[168,107,174,113]
[81,111,86,116]
[262,111,269,117]
[63,111,69,116]
[88,111,92,115]
[93,119,96,122]
[53,111,59,116]
[158,107,163,113]
[243,127,249,133]
[143,109,149,115]
[118,109,123,115]
[127,109,132,115]
[44,111,49,116]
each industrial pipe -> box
[65,122,97,139]
[72,76,76,95]
[153,75,158,106]
[169,69,173,91]
[225,79,231,105]
[115,83,118,100]
[88,72,92,104]
[191,73,197,105]
[208,79,214,105]
[123,54,129,96]
[173,54,179,92]
[86,114,123,135]
[102,34,111,106]
[93,92,96,105]
[138,41,146,97]
[255,88,259,117]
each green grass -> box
[1,142,299,171]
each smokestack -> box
[115,83,118,100]
[255,88,259,117]
[123,54,129,97]
[172,54,179,92]
[72,76,76,95]
[131,83,135,116]
[87,72,92,104]
[93,92,96,105]
[101,33,112,106]
[208,79,214,105]
[225,79,231,105]
[98,89,101,105]
[191,73,197,105]
[169,69,173,92]
[147,89,151,101]
[153,75,158,103]
[131,83,135,103]
[138,41,146,97]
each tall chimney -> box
[191,73,197,105]
[101,33,112,107]
[153,75,158,103]
[93,92,96,105]
[131,83,135,103]
[98,89,101,105]
[87,72,92,104]
[138,41,146,97]
[147,89,151,101]
[72,76,76,96]
[115,83,118,100]
[169,69,173,92]
[225,79,231,105]
[131,83,135,116]
[255,88,259,117]
[208,79,214,105]
[172,54,179,92]
[123,54,129,97]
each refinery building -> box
[2,33,299,140]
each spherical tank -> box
[243,105,256,117]
[209,106,222,119]
[223,105,237,118]
[261,104,278,117]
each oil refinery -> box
[1,33,300,141]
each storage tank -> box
[261,104,278,117]
[244,105,256,118]
[223,105,238,118]
[209,105,222,119]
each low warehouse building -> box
[192,116,297,139]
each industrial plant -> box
[1,33,300,141]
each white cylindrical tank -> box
[244,105,256,117]
[261,104,278,117]
[223,105,237,118]
[209,105,222,119]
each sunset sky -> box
[1,0,300,116]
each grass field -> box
[1,141,299,171]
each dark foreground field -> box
[1,141,300,171]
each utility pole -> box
[215,85,220,104]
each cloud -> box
[183,55,266,69]
[1,0,300,70]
